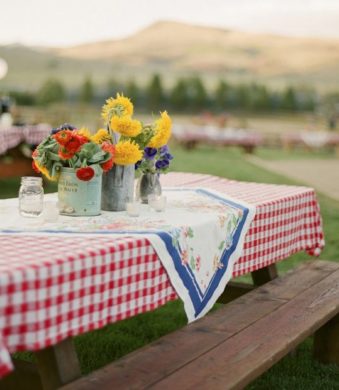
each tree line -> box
[6,73,325,113]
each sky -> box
[0,0,339,47]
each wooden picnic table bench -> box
[59,260,339,390]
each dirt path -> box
[248,156,339,201]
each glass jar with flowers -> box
[100,94,172,211]
[135,145,174,203]
[32,124,115,216]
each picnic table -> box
[281,131,339,153]
[0,172,324,389]
[172,125,262,153]
[0,124,50,178]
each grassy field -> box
[3,145,339,389]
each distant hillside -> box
[1,21,339,92]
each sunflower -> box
[102,93,134,122]
[91,128,112,144]
[110,116,142,137]
[114,140,142,165]
[148,111,172,148]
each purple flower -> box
[144,147,157,160]
[159,145,173,160]
[155,159,170,170]
[163,152,173,160]
[159,145,169,155]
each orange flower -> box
[58,148,75,160]
[32,160,40,173]
[54,130,73,146]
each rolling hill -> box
[0,21,339,92]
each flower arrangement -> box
[100,93,172,167]
[31,93,173,182]
[32,124,115,181]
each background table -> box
[0,124,50,179]
[0,172,324,388]
[172,125,262,153]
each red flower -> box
[101,142,115,172]
[64,135,82,154]
[58,148,75,160]
[54,130,72,146]
[32,160,40,173]
[101,142,115,156]
[76,166,95,181]
[32,149,39,158]
[77,135,89,145]
[101,158,114,172]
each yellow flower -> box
[110,116,142,137]
[91,128,112,144]
[35,161,59,181]
[75,127,91,139]
[148,111,172,148]
[102,93,134,122]
[114,140,142,165]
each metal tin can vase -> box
[101,164,135,211]
[58,167,102,216]
[136,173,162,204]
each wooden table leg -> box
[251,264,278,286]
[217,264,279,304]
[35,338,81,390]
[217,281,255,304]
[314,313,339,365]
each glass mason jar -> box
[19,176,44,217]
[136,172,162,204]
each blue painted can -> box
[58,167,102,216]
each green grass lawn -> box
[3,145,339,389]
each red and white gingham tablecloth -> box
[0,124,51,156]
[0,172,324,377]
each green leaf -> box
[232,214,238,226]
[47,151,61,162]
[187,227,194,238]
[218,241,225,251]
[190,256,195,270]
[51,161,63,177]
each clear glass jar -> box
[136,172,162,204]
[19,177,44,217]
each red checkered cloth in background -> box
[0,172,324,377]
[0,124,50,155]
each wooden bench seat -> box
[61,260,339,390]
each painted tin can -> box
[58,167,102,216]
[101,164,134,211]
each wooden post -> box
[35,338,81,390]
[251,264,278,286]
[218,265,279,304]
[217,281,255,304]
[314,313,339,365]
